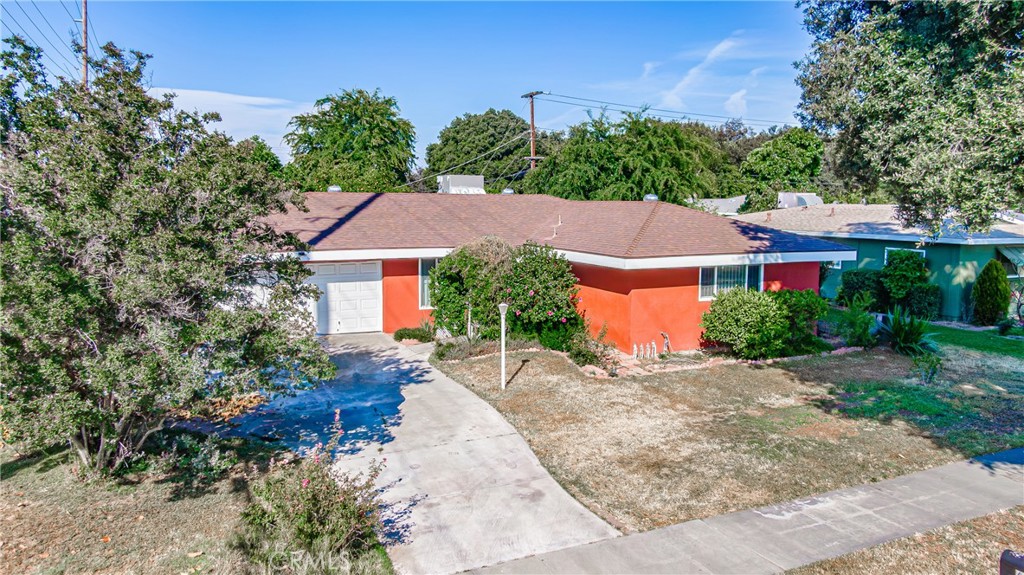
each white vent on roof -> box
[327,185,342,193]
[501,188,515,195]
[643,193,659,202]
[437,175,485,194]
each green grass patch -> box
[823,380,1024,456]
[927,323,1024,359]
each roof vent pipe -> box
[501,188,515,195]
[643,193,659,202]
[327,185,342,193]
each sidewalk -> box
[475,448,1024,574]
[328,335,619,575]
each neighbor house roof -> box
[732,204,1024,246]
[265,193,854,269]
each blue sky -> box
[2,1,812,164]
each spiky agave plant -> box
[878,305,937,356]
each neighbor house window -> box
[829,260,843,270]
[884,247,925,264]
[699,264,762,300]
[419,258,437,309]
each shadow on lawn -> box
[776,348,1024,460]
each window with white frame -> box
[419,258,437,309]
[884,247,925,264]
[699,264,763,300]
[828,260,843,270]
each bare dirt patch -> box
[792,506,1024,575]
[437,349,962,532]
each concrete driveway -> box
[327,334,619,574]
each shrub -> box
[911,352,943,385]
[882,250,929,301]
[240,440,385,569]
[902,283,942,320]
[429,236,513,339]
[837,292,878,348]
[567,322,618,373]
[877,305,937,356]
[151,432,237,488]
[996,318,1016,336]
[972,259,1012,325]
[838,269,887,311]
[700,289,789,359]
[768,289,830,354]
[393,326,432,342]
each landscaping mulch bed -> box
[792,506,1024,575]
[438,338,1024,534]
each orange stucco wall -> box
[382,259,431,333]
[573,261,820,353]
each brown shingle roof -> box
[265,193,851,259]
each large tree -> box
[797,1,1024,232]
[520,113,744,205]
[0,38,333,473]
[285,88,415,193]
[739,128,824,213]
[424,108,562,192]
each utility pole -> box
[520,90,544,167]
[80,0,88,86]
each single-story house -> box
[266,192,855,352]
[733,204,1024,320]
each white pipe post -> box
[498,303,508,390]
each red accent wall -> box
[382,259,431,333]
[763,261,821,293]
[573,261,821,353]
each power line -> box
[11,0,79,72]
[402,131,530,188]
[479,102,530,180]
[0,5,77,78]
[540,92,794,128]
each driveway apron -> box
[326,334,619,575]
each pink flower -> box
[506,288,512,293]
[301,478,310,488]
[515,310,521,316]
[547,310,554,316]
[529,290,535,296]
[561,317,567,323]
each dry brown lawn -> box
[436,349,964,532]
[0,447,252,574]
[791,506,1024,575]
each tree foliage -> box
[519,113,745,205]
[739,128,824,213]
[797,1,1024,232]
[424,108,562,192]
[0,38,333,472]
[285,88,415,193]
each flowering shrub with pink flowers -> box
[240,436,387,571]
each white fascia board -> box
[787,230,1024,246]
[284,248,454,262]
[556,249,857,270]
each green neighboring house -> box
[733,204,1024,320]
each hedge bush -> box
[700,289,789,359]
[837,292,878,348]
[768,289,830,354]
[838,269,887,311]
[902,283,942,321]
[882,250,930,301]
[972,259,1012,325]
[429,239,583,347]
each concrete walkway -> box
[327,335,619,575]
[476,449,1024,574]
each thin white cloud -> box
[658,31,743,109]
[724,89,748,117]
[641,61,661,80]
[150,87,312,161]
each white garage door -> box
[307,262,382,334]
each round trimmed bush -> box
[973,259,1011,325]
[700,289,789,359]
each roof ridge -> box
[625,201,662,256]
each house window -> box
[419,258,437,309]
[828,260,843,270]
[884,247,925,264]
[699,264,763,300]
